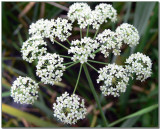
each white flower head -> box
[97,64,129,97]
[125,52,152,82]
[53,92,87,124]
[36,53,65,85]
[68,3,92,29]
[68,37,99,64]
[91,3,117,29]
[116,23,140,47]
[29,18,72,43]
[29,19,52,38]
[96,29,122,58]
[49,18,72,42]
[21,35,47,63]
[11,76,39,104]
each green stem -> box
[80,28,82,39]
[38,81,43,84]
[73,64,83,94]
[86,62,98,72]
[88,60,108,65]
[92,49,101,54]
[65,61,79,69]
[63,62,74,66]
[93,26,100,39]
[83,64,108,127]
[54,39,69,50]
[59,55,71,59]
[86,25,89,37]
[66,39,71,45]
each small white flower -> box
[125,52,152,82]
[10,76,39,104]
[96,29,122,58]
[21,35,47,63]
[53,92,87,124]
[97,64,129,97]
[36,53,65,85]
[116,23,140,47]
[68,37,99,64]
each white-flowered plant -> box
[11,76,39,104]
[10,2,152,126]
[21,35,47,63]
[53,92,87,124]
[97,64,129,97]
[68,37,99,64]
[125,52,152,82]
[36,53,65,85]
[116,23,140,47]
[96,29,122,58]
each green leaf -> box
[2,103,57,127]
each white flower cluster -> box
[21,35,47,63]
[96,29,122,58]
[68,3,117,29]
[11,76,39,104]
[49,18,72,42]
[68,37,99,64]
[68,3,92,29]
[116,23,140,47]
[91,3,117,29]
[53,92,87,124]
[29,18,72,42]
[125,52,152,82]
[29,19,52,38]
[36,53,65,85]
[97,64,129,97]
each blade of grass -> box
[2,103,57,127]
[121,116,140,127]
[108,104,158,127]
[131,2,156,53]
[2,91,10,97]
[83,64,108,127]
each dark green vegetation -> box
[2,2,158,127]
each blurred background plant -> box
[2,2,158,127]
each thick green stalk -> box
[88,60,108,65]
[73,64,83,94]
[92,49,101,54]
[66,39,71,45]
[83,64,108,127]
[80,28,82,39]
[63,62,74,66]
[54,39,69,50]
[86,62,98,72]
[93,26,100,39]
[65,62,79,69]
[59,55,71,59]
[86,25,89,37]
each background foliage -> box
[2,2,158,127]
